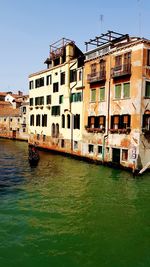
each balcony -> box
[85,126,105,133]
[109,128,131,134]
[87,71,106,83]
[111,64,131,78]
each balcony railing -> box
[109,128,131,134]
[111,64,131,78]
[87,71,106,83]
[85,126,105,133]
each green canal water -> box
[0,139,150,267]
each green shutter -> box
[115,84,121,99]
[123,83,130,98]
[91,89,96,102]
[146,81,150,97]
[99,87,105,101]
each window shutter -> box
[123,83,130,98]
[91,117,95,124]
[115,84,121,99]
[114,116,119,124]
[99,116,104,124]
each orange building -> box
[82,31,150,171]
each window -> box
[53,82,59,93]
[123,83,130,98]
[97,116,105,129]
[100,60,106,74]
[111,115,120,129]
[60,72,65,85]
[55,124,59,138]
[142,112,150,130]
[122,149,128,161]
[91,89,96,102]
[74,114,80,129]
[51,123,55,137]
[43,135,46,142]
[145,81,150,98]
[88,116,95,128]
[98,146,102,155]
[70,69,77,82]
[62,114,65,128]
[35,96,44,105]
[59,95,64,104]
[23,107,26,113]
[147,50,150,66]
[99,87,105,101]
[88,144,94,154]
[121,115,130,129]
[30,98,33,106]
[61,139,65,148]
[115,84,121,99]
[51,106,60,116]
[35,77,44,88]
[37,134,40,140]
[91,63,97,75]
[71,92,82,102]
[30,115,34,126]
[115,55,122,69]
[111,115,131,131]
[46,95,51,104]
[77,92,82,101]
[29,80,34,90]
[42,115,47,127]
[79,70,82,81]
[67,114,70,128]
[124,52,131,65]
[74,141,78,150]
[46,75,52,85]
[36,114,40,126]
[18,118,20,122]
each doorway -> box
[112,148,120,164]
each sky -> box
[0,0,150,94]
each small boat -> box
[28,145,40,166]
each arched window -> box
[56,123,59,138]
[67,114,70,128]
[51,123,55,137]
[62,114,65,128]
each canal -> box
[0,139,150,267]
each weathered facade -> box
[28,38,84,154]
[28,32,150,171]
[82,31,150,171]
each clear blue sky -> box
[0,0,150,94]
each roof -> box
[0,106,21,117]
[0,101,11,105]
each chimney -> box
[18,90,23,96]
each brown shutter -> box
[99,116,104,124]
[91,117,95,124]
[114,116,119,124]
[123,115,128,123]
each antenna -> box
[99,14,104,33]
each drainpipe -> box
[102,50,111,163]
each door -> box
[12,130,16,139]
[112,148,120,165]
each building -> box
[0,91,29,140]
[28,38,84,154]
[82,31,150,171]
[28,32,150,172]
